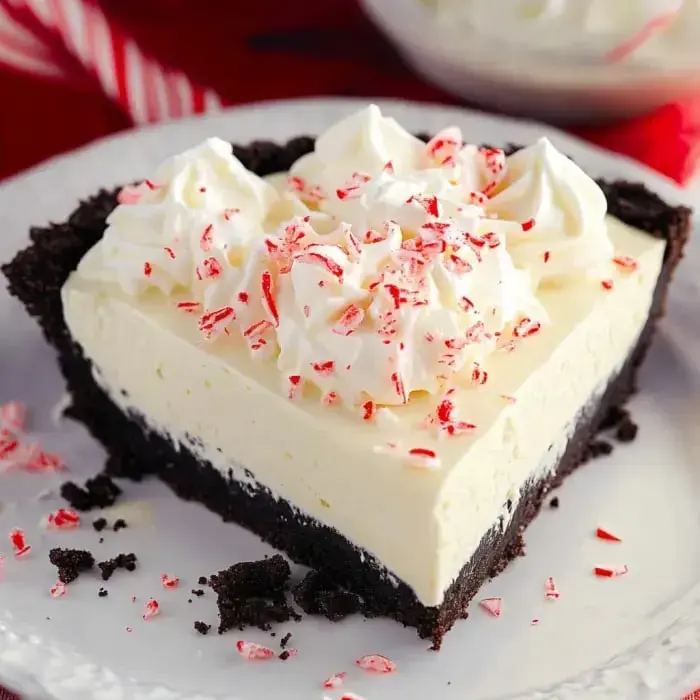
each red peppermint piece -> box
[260,270,280,327]
[223,208,240,221]
[322,391,339,407]
[426,126,463,165]
[161,574,180,589]
[237,291,249,304]
[681,688,700,700]
[471,362,488,386]
[9,528,26,552]
[543,251,551,263]
[520,218,536,232]
[0,401,26,432]
[47,508,80,530]
[200,224,214,252]
[513,317,541,338]
[601,279,614,291]
[322,672,347,689]
[243,320,273,341]
[0,429,20,461]
[163,246,176,260]
[612,255,639,272]
[383,160,395,174]
[531,618,540,626]
[311,361,335,376]
[356,653,397,674]
[176,301,202,314]
[143,599,160,620]
[362,400,376,422]
[25,449,64,472]
[544,576,560,600]
[235,640,276,660]
[287,375,302,400]
[143,262,153,278]
[50,581,67,598]
[198,306,235,338]
[479,597,503,617]
[336,171,371,200]
[406,193,440,218]
[596,527,622,543]
[340,694,367,700]
[391,372,407,404]
[407,447,441,470]
[287,175,305,193]
[197,257,223,280]
[295,251,344,280]
[144,179,158,190]
[594,565,629,578]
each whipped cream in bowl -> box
[360,0,700,121]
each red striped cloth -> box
[0,0,699,183]
[1,0,221,123]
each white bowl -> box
[361,0,700,124]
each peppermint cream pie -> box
[2,106,691,648]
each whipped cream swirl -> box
[82,106,617,416]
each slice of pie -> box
[2,106,691,649]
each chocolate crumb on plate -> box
[588,439,614,459]
[198,576,208,586]
[113,518,128,532]
[549,497,560,509]
[280,632,292,649]
[279,650,293,661]
[60,474,122,511]
[616,416,639,443]
[209,554,300,634]
[92,518,108,532]
[49,547,95,584]
[194,621,211,635]
[98,588,108,598]
[98,552,137,581]
[292,571,364,622]
[191,589,205,597]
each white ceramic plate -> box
[1,98,699,700]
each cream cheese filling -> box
[62,217,665,606]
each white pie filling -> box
[61,216,664,606]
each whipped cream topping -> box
[85,105,618,423]
[426,0,700,66]
[485,137,614,284]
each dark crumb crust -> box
[2,136,691,649]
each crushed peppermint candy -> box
[322,672,347,689]
[236,640,276,660]
[50,581,67,598]
[512,317,541,338]
[176,300,202,314]
[9,528,31,558]
[143,599,160,620]
[46,509,80,530]
[0,401,26,432]
[544,576,560,600]
[612,255,639,272]
[356,653,397,674]
[596,527,622,543]
[340,694,367,700]
[161,574,180,589]
[406,447,441,470]
[479,597,503,617]
[601,279,614,291]
[594,565,629,578]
